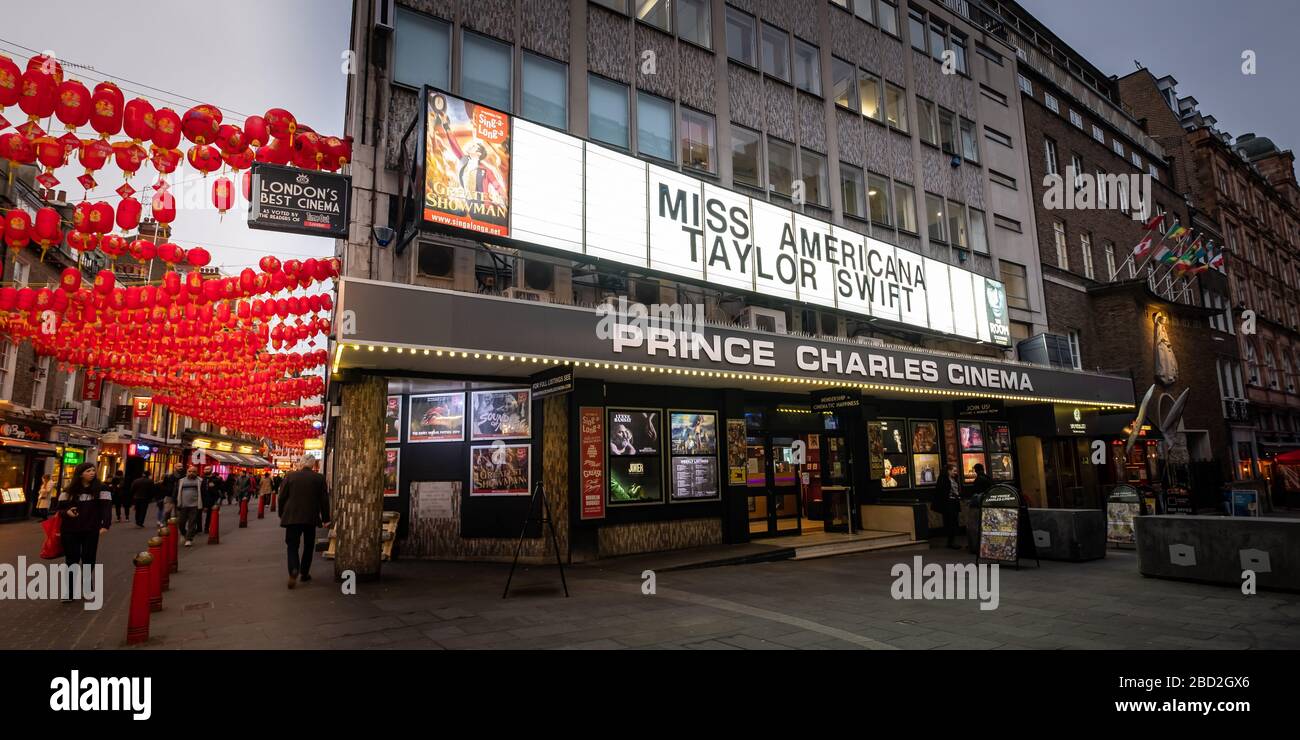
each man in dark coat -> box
[130,474,156,528]
[278,456,330,589]
[967,463,994,552]
[931,463,962,549]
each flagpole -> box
[1132,217,1178,275]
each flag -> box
[1132,234,1154,259]
[1142,214,1165,231]
[1155,243,1177,264]
[1165,223,1187,241]
[1209,249,1225,270]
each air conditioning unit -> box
[504,287,549,303]
[739,306,787,334]
[374,0,395,32]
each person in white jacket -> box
[33,474,55,520]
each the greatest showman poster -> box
[423,89,511,237]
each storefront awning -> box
[205,450,244,465]
[1,438,60,453]
[334,278,1136,409]
[236,454,272,467]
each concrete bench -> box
[1027,508,1107,562]
[1134,515,1300,591]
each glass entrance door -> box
[745,435,802,536]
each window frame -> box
[724,5,758,67]
[636,89,676,163]
[520,51,568,130]
[679,105,717,174]
[587,73,631,150]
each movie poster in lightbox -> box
[469,444,531,496]
[383,448,399,497]
[470,389,531,441]
[385,395,402,444]
[670,412,717,455]
[608,409,660,456]
[423,90,511,236]
[408,392,466,443]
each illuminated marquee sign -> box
[422,89,1011,346]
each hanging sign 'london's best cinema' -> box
[422,88,1011,346]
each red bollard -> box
[167,517,179,572]
[208,505,220,544]
[270,493,277,512]
[239,497,249,528]
[257,494,265,519]
[156,525,171,591]
[146,537,164,612]
[126,551,153,645]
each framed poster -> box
[579,407,606,520]
[1230,489,1260,517]
[989,452,1014,481]
[912,454,941,487]
[469,443,531,495]
[608,456,662,504]
[909,420,939,487]
[608,409,660,456]
[470,389,531,440]
[423,88,511,236]
[874,418,909,489]
[958,421,985,451]
[385,395,403,444]
[408,392,465,443]
[382,448,400,497]
[670,456,719,501]
[979,507,1019,562]
[1106,502,1139,544]
[961,452,986,483]
[988,422,1012,452]
[669,411,717,455]
[727,419,746,485]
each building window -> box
[1044,93,1059,113]
[1069,109,1083,129]
[1017,74,1033,95]
[680,107,716,173]
[1112,139,1125,157]
[1070,153,1084,190]
[32,356,49,409]
[725,6,757,66]
[760,23,790,82]
[1091,124,1105,143]
[1131,152,1142,169]
[1104,241,1116,280]
[989,169,1017,189]
[461,31,512,112]
[884,84,907,131]
[877,0,899,35]
[830,58,858,111]
[985,126,1012,148]
[867,172,891,225]
[0,339,14,399]
[951,34,967,74]
[1000,261,1030,309]
[959,118,979,163]
[1096,169,1108,207]
[588,75,629,148]
[793,39,821,95]
[916,98,938,145]
[1067,330,1083,370]
[394,8,451,90]
[841,163,866,218]
[521,53,567,128]
[677,0,712,49]
[969,208,988,254]
[851,0,873,24]
[1053,220,1068,268]
[637,91,675,161]
[767,137,796,197]
[859,71,882,121]
[1044,138,1058,176]
[636,0,670,31]
[1080,232,1094,279]
[948,201,968,248]
[926,193,946,242]
[800,149,829,207]
[938,107,957,155]
[893,181,917,233]
[929,21,947,62]
[731,125,763,189]
[909,10,927,52]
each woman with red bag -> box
[52,463,113,604]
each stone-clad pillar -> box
[333,374,386,581]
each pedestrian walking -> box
[33,473,55,520]
[201,471,221,535]
[279,456,330,590]
[110,468,128,523]
[257,472,272,509]
[52,462,112,603]
[160,464,184,527]
[931,463,963,549]
[130,474,155,528]
[176,466,205,546]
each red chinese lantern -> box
[18,69,55,123]
[79,138,112,174]
[0,132,34,165]
[243,114,268,148]
[101,233,128,259]
[211,177,234,216]
[54,79,91,131]
[151,190,176,230]
[89,81,124,139]
[4,208,31,253]
[88,201,114,234]
[0,55,21,119]
[33,207,62,252]
[241,169,252,200]
[290,131,321,170]
[93,269,115,295]
[59,267,81,293]
[128,238,156,262]
[157,241,183,265]
[162,270,181,295]
[113,141,147,178]
[152,107,182,149]
[186,246,211,268]
[116,196,142,232]
[254,138,290,166]
[319,135,352,171]
[186,144,222,176]
[264,108,297,141]
[222,147,253,170]
[181,104,219,145]
[149,145,181,175]
[122,97,155,143]
[32,135,64,176]
[26,54,63,84]
[215,124,245,156]
[67,230,98,253]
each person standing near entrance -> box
[176,466,205,546]
[52,463,112,603]
[278,456,330,590]
[160,464,185,527]
[966,463,993,552]
[33,474,55,520]
[931,463,962,549]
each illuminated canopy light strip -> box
[333,342,1133,410]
